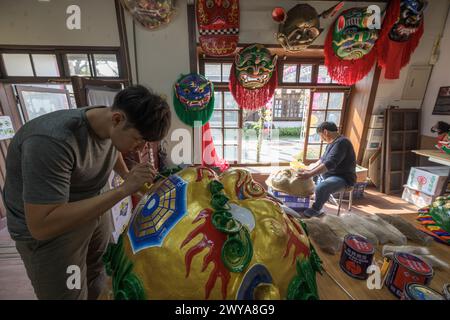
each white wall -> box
[372,0,450,116]
[124,3,192,166]
[420,6,450,135]
[0,0,120,46]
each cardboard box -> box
[268,187,310,212]
[402,185,439,208]
[406,166,450,196]
[356,165,368,183]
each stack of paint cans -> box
[339,234,375,280]
[402,283,445,300]
[385,252,434,298]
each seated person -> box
[297,121,356,218]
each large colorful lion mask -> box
[229,44,278,110]
[103,166,322,300]
[324,7,381,85]
[173,73,215,127]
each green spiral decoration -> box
[287,258,319,300]
[103,235,146,300]
[207,180,253,273]
[222,228,253,273]
[212,210,242,234]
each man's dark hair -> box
[316,121,338,133]
[112,85,171,141]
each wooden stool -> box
[337,186,354,216]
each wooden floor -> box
[0,227,36,300]
[0,187,448,300]
[315,188,450,300]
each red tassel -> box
[229,64,278,110]
[378,23,424,79]
[324,15,379,85]
[201,122,229,172]
[377,0,424,79]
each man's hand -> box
[120,162,157,196]
[296,169,313,180]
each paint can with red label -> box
[385,252,434,298]
[339,234,374,280]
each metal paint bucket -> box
[402,283,445,300]
[339,234,374,280]
[385,252,434,298]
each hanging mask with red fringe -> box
[197,0,240,57]
[378,0,427,79]
[324,7,380,85]
[229,44,278,110]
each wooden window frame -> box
[0,45,127,83]
[200,55,352,166]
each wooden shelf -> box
[382,109,421,195]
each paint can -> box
[339,234,374,280]
[385,252,434,298]
[402,283,445,300]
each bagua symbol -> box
[367,5,382,30]
[66,5,81,30]
[66,265,81,290]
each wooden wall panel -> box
[344,66,381,164]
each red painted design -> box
[235,170,265,199]
[283,215,310,265]
[180,208,230,299]
[196,166,217,182]
[417,176,427,185]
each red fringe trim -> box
[378,23,424,79]
[377,0,424,79]
[324,12,379,86]
[201,122,229,172]
[229,64,278,110]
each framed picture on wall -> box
[432,86,450,115]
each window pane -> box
[299,65,312,83]
[222,63,232,82]
[2,54,33,76]
[311,111,326,126]
[20,91,70,121]
[211,128,223,145]
[210,110,222,127]
[224,92,238,110]
[214,92,223,109]
[326,111,341,125]
[32,54,60,77]
[205,63,221,82]
[224,128,239,144]
[94,54,119,77]
[308,128,321,143]
[328,92,344,110]
[224,111,238,127]
[312,92,328,110]
[224,145,238,161]
[306,144,321,160]
[318,65,332,84]
[67,53,91,76]
[215,145,223,158]
[282,64,297,83]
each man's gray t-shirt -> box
[3,106,118,240]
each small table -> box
[412,149,450,166]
